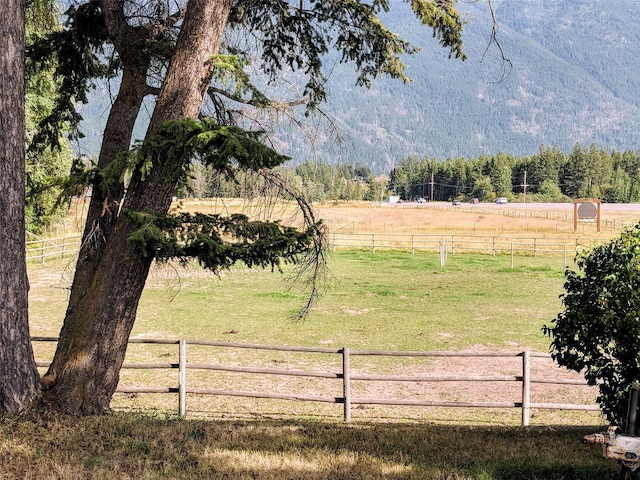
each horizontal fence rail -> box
[31,337,599,425]
[26,235,82,263]
[328,232,604,264]
[27,232,603,265]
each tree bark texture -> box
[66,0,160,317]
[65,60,149,319]
[45,0,232,415]
[0,0,41,416]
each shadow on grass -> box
[0,413,618,480]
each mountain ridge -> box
[75,0,640,174]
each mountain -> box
[74,0,640,174]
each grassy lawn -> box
[136,251,567,353]
[29,250,568,350]
[28,250,603,425]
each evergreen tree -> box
[31,0,466,415]
[0,0,41,416]
[25,6,74,233]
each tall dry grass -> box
[0,411,617,479]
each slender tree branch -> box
[258,169,327,321]
[476,0,512,82]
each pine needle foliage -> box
[26,1,110,152]
[125,210,318,272]
[229,0,465,110]
[131,118,290,187]
[121,118,325,312]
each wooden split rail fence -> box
[26,234,82,263]
[27,232,598,265]
[329,232,594,256]
[32,337,599,425]
[329,232,603,265]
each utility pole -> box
[521,170,529,203]
[430,172,435,202]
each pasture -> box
[29,251,598,426]
[13,200,640,479]
[175,198,640,237]
[28,200,632,423]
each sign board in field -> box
[574,198,601,232]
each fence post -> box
[62,237,67,259]
[521,350,531,426]
[179,339,187,418]
[343,346,351,422]
[411,235,415,255]
[444,238,448,264]
[510,243,514,269]
[371,234,376,253]
[41,240,45,264]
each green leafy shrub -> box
[544,223,640,425]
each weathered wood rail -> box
[31,337,599,425]
[26,234,82,263]
[329,232,598,260]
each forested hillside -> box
[76,0,640,174]
[277,0,640,173]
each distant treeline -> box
[182,160,388,202]
[182,143,640,203]
[390,143,640,203]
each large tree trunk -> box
[65,60,149,318]
[65,0,154,314]
[45,0,232,415]
[0,0,41,416]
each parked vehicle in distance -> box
[470,198,479,204]
[496,197,508,204]
[416,197,427,203]
[452,199,461,206]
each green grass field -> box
[29,250,569,350]
[16,248,622,479]
[28,250,599,424]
